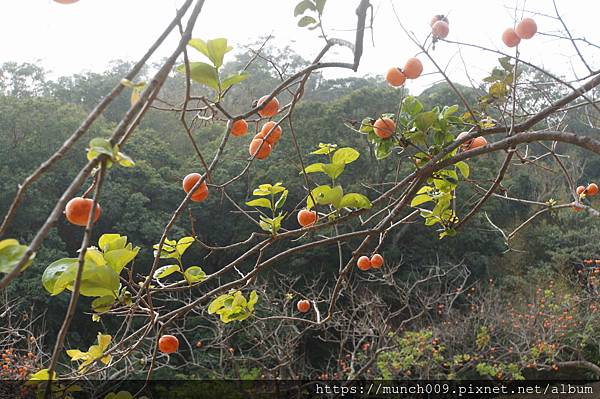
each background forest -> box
[2,41,600,382]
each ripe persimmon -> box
[432,20,449,39]
[587,183,598,196]
[370,254,384,269]
[373,117,396,139]
[231,119,248,137]
[430,15,448,27]
[403,58,423,79]
[258,121,282,145]
[576,185,586,196]
[297,209,318,227]
[257,95,279,118]
[65,197,101,227]
[158,335,179,354]
[248,139,272,160]
[386,67,406,87]
[502,28,521,48]
[515,18,537,39]
[468,136,488,150]
[297,300,311,313]
[357,256,371,271]
[182,173,209,202]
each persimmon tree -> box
[1,0,600,393]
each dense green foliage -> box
[2,47,600,379]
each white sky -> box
[2,0,600,94]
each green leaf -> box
[79,265,120,297]
[221,72,249,91]
[0,239,19,251]
[411,194,433,207]
[252,185,272,196]
[187,37,234,68]
[414,111,437,132]
[359,118,374,134]
[188,38,210,59]
[91,295,115,313]
[270,214,285,233]
[307,185,343,209]
[259,219,272,233]
[153,264,181,280]
[499,56,513,72]
[184,266,206,283]
[268,183,286,194]
[208,294,231,314]
[294,0,316,16]
[245,198,272,209]
[298,15,317,27]
[85,248,106,267]
[104,247,139,274]
[455,161,470,178]
[339,193,372,209]
[176,236,195,256]
[332,147,360,165]
[153,240,179,259]
[177,62,219,91]
[374,139,394,160]
[315,0,326,14]
[206,38,233,69]
[274,190,288,210]
[311,143,337,154]
[98,234,125,252]
[443,104,459,118]
[248,290,259,312]
[232,291,247,307]
[401,96,423,116]
[416,185,433,194]
[208,291,257,323]
[301,163,326,174]
[0,238,32,274]
[42,258,79,295]
[321,163,345,180]
[88,138,114,157]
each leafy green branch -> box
[294,0,327,30]
[301,143,371,216]
[208,290,259,324]
[176,38,248,99]
[42,234,139,318]
[246,183,288,235]
[358,96,464,160]
[87,138,134,168]
[152,236,206,285]
[0,238,34,275]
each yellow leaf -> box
[66,349,87,361]
[97,333,112,351]
[130,89,141,106]
[84,248,106,267]
[29,368,57,381]
[0,239,19,251]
